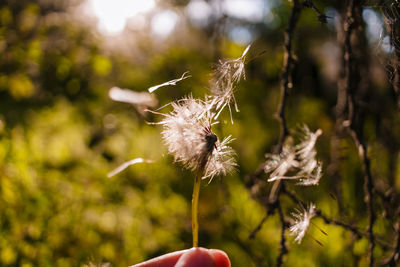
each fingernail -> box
[209,249,231,267]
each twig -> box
[341,0,375,265]
[351,134,375,265]
[249,206,276,239]
[247,2,304,263]
[316,211,362,239]
[302,0,329,23]
[274,3,303,264]
[383,222,400,266]
[276,0,302,153]
[381,1,400,109]
[249,213,269,239]
[276,201,288,267]
[282,187,392,251]
[281,186,360,239]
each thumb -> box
[174,247,230,267]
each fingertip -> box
[175,247,214,267]
[209,249,231,267]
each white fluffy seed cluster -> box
[159,97,236,181]
[157,46,252,181]
[209,45,250,123]
[265,125,323,186]
[289,203,316,244]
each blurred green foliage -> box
[0,0,399,266]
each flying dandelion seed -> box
[107,158,155,178]
[265,125,323,186]
[290,203,316,244]
[109,86,158,114]
[209,44,251,123]
[148,71,191,93]
[265,141,299,181]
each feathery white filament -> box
[209,45,250,122]
[289,203,316,244]
[109,87,158,113]
[265,125,323,186]
[148,71,191,93]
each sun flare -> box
[88,0,155,34]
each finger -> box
[130,248,231,267]
[174,248,230,267]
[209,249,231,267]
[174,247,215,267]
[130,249,189,267]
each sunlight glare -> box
[151,10,179,38]
[222,0,266,22]
[88,0,155,34]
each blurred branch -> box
[382,1,400,109]
[383,222,400,266]
[276,0,303,152]
[247,1,304,265]
[275,1,303,265]
[303,0,329,23]
[340,1,375,265]
[249,207,275,239]
[281,187,362,238]
[276,200,288,267]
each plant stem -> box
[192,175,201,247]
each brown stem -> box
[339,0,375,265]
[382,1,400,109]
[303,0,329,23]
[276,0,302,153]
[383,223,400,266]
[276,200,288,267]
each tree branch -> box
[276,0,302,153]
[341,1,375,265]
[276,200,288,267]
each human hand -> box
[131,247,230,267]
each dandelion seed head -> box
[204,135,237,181]
[160,97,236,180]
[290,203,316,244]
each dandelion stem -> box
[192,175,201,247]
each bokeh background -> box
[0,0,399,266]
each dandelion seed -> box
[109,86,158,114]
[209,44,251,122]
[265,125,323,186]
[297,163,322,186]
[107,158,154,178]
[290,203,316,244]
[265,143,299,182]
[159,97,236,180]
[295,125,323,185]
[296,126,322,162]
[148,71,191,93]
